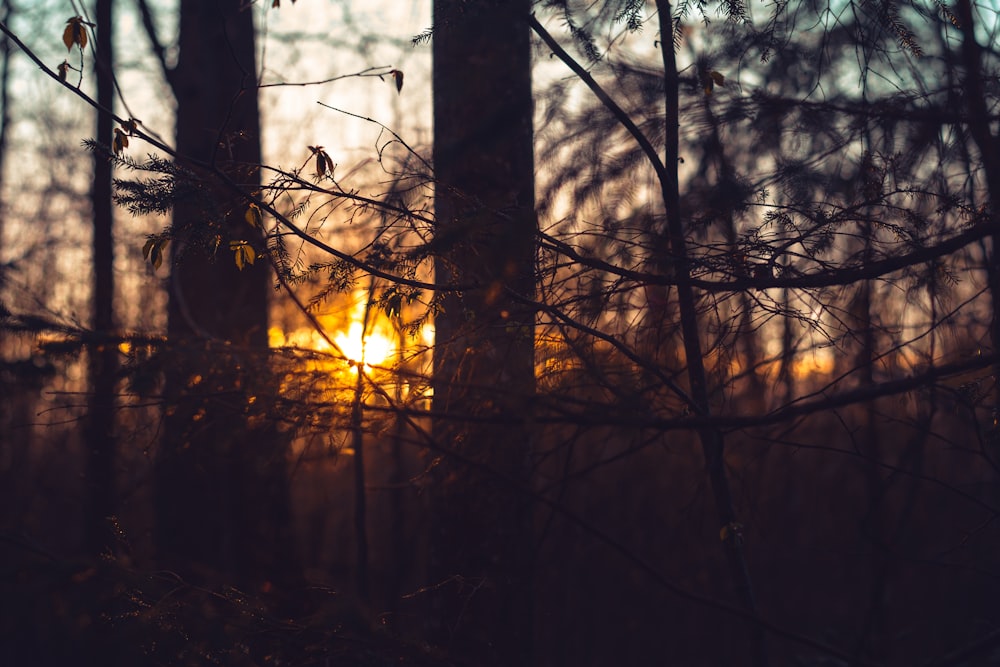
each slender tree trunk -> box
[84,6,119,664]
[0,0,14,448]
[0,0,10,302]
[387,321,408,624]
[852,214,889,663]
[700,96,766,409]
[155,0,292,587]
[350,285,375,603]
[779,287,795,400]
[955,0,1000,439]
[655,2,767,664]
[430,1,536,664]
[85,0,117,557]
[350,364,370,602]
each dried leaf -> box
[57,60,70,81]
[308,145,333,178]
[701,69,725,96]
[112,127,128,155]
[142,238,167,270]
[62,16,91,52]
[390,69,404,93]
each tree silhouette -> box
[142,0,294,586]
[428,1,536,663]
[4,1,1000,665]
[84,0,116,559]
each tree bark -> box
[85,0,117,557]
[155,0,292,586]
[955,0,1000,440]
[0,0,10,304]
[429,1,536,664]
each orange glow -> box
[790,349,835,378]
[334,321,394,367]
[269,289,398,370]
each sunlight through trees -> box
[3,1,1000,665]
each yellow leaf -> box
[244,203,263,228]
[230,240,256,271]
[701,69,725,96]
[143,238,167,270]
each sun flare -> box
[269,287,400,371]
[334,321,394,367]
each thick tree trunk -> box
[429,1,536,664]
[155,0,292,586]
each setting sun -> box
[334,321,394,367]
[269,288,398,371]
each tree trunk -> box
[0,0,10,306]
[155,0,292,587]
[655,2,767,665]
[955,0,1000,442]
[85,0,116,557]
[700,95,766,410]
[429,1,536,664]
